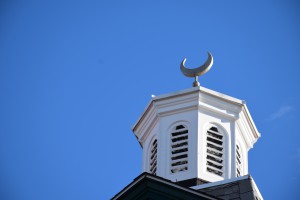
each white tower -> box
[132,86,260,185]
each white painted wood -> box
[132,86,260,183]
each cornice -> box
[132,87,200,134]
[132,86,260,148]
[241,105,260,139]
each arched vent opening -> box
[170,125,188,174]
[150,139,157,175]
[236,144,242,177]
[206,126,224,177]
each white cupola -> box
[132,86,260,185]
[132,53,260,186]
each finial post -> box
[193,76,200,87]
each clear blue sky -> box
[0,1,299,199]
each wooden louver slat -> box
[170,125,188,174]
[236,144,242,177]
[150,139,157,175]
[206,126,224,177]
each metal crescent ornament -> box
[180,52,214,87]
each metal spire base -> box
[193,76,200,87]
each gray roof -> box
[112,173,263,200]
[192,175,263,200]
[112,172,219,200]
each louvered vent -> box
[236,144,242,177]
[170,125,188,174]
[150,139,157,175]
[206,126,224,176]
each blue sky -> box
[0,1,299,199]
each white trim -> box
[132,86,244,131]
[252,178,264,200]
[132,86,260,142]
[242,105,260,138]
[191,174,250,190]
[198,102,237,120]
[140,116,158,145]
[200,87,244,105]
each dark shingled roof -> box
[112,173,263,200]
[111,172,220,200]
[192,175,262,200]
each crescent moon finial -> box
[180,52,214,87]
